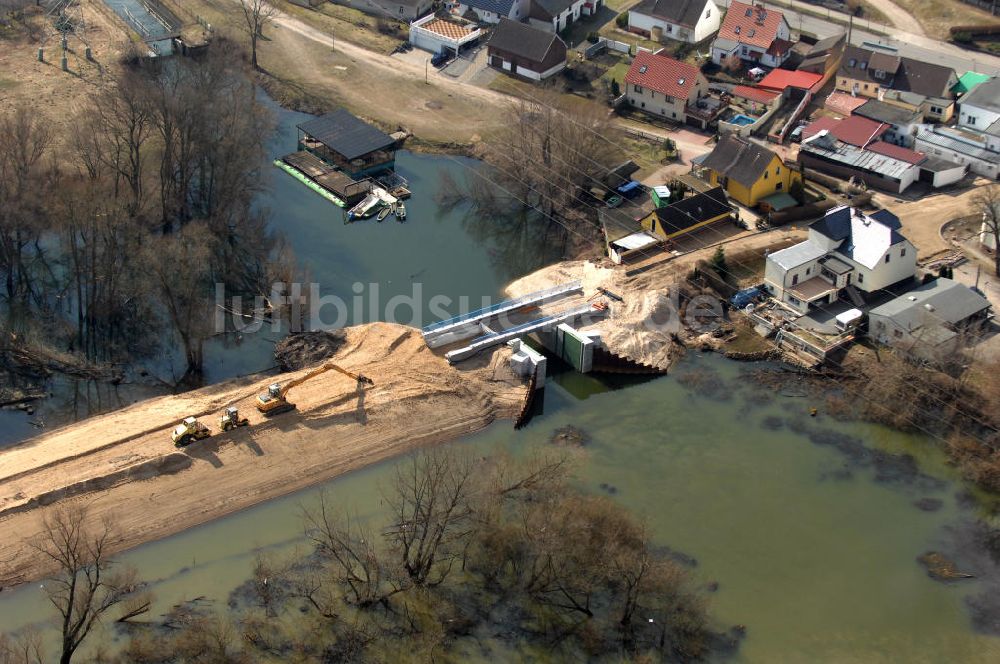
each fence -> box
[960,0,1000,15]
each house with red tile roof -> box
[624,51,719,128]
[711,0,791,68]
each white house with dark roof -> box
[958,77,1000,132]
[627,0,720,44]
[527,0,588,32]
[452,0,526,23]
[764,206,916,314]
[868,278,992,359]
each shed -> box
[487,18,567,81]
[608,231,661,264]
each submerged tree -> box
[29,506,148,664]
[973,183,1000,277]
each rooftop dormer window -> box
[860,62,867,70]
[735,26,741,34]
[745,7,752,16]
[678,78,685,85]
[639,65,648,73]
[848,58,856,67]
[748,28,755,37]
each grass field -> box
[889,0,999,39]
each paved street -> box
[715,0,1000,76]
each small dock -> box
[275,151,372,208]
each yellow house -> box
[695,135,800,208]
[641,187,735,241]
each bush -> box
[587,31,599,44]
[616,12,628,28]
[610,78,620,97]
[953,31,973,44]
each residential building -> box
[797,32,845,83]
[487,18,567,81]
[642,187,735,241]
[958,76,1000,131]
[835,45,957,122]
[854,99,923,148]
[627,0,720,44]
[624,51,720,129]
[297,110,398,180]
[763,206,916,314]
[711,1,792,68]
[915,125,1000,179]
[409,14,482,54]
[527,0,587,32]
[452,0,526,23]
[333,0,432,21]
[868,278,992,360]
[695,134,800,207]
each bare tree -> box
[29,506,147,664]
[384,449,476,587]
[973,183,1000,277]
[238,0,278,71]
[0,630,45,664]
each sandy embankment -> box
[0,323,526,589]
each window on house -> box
[634,84,642,93]
[764,171,768,179]
[860,61,867,70]
[968,117,976,125]
[792,274,799,285]
[745,7,752,16]
[863,84,869,91]
[884,254,891,264]
[776,166,781,175]
[742,46,748,55]
[641,102,645,108]
[776,182,783,190]
[789,296,800,305]
[848,59,856,67]
[901,247,906,257]
[400,6,404,13]
[706,8,711,17]
[806,267,811,276]
[858,273,864,283]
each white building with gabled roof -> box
[764,206,916,313]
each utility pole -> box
[425,57,429,84]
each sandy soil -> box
[505,228,806,370]
[0,323,526,588]
[873,180,993,260]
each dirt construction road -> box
[0,323,526,588]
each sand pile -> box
[0,323,526,588]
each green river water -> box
[2,100,1000,661]
[2,356,1000,662]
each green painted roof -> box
[760,192,798,211]
[953,71,991,95]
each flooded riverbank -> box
[2,355,998,661]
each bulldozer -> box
[220,406,250,432]
[172,417,212,447]
[256,362,374,417]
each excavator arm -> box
[277,363,373,400]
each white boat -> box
[376,205,391,222]
[347,192,382,221]
[395,201,406,222]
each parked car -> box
[790,124,805,143]
[431,51,450,68]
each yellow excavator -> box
[256,362,374,416]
